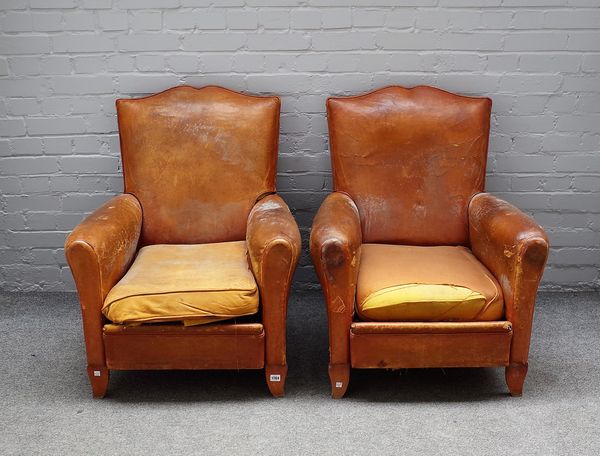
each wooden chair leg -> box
[505,363,528,397]
[87,366,109,398]
[265,364,287,398]
[329,363,350,399]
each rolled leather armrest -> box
[469,192,549,366]
[310,192,362,366]
[246,194,301,369]
[64,194,142,369]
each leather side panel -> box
[350,325,512,369]
[246,194,301,369]
[469,193,549,370]
[104,324,265,370]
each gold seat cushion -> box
[103,241,259,325]
[357,244,503,322]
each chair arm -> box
[246,194,301,370]
[64,194,142,369]
[469,192,549,367]
[310,192,362,367]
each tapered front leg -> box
[505,363,528,397]
[265,364,288,398]
[329,363,350,399]
[87,366,110,398]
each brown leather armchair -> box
[65,86,300,398]
[311,86,549,398]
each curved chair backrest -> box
[327,85,492,246]
[117,85,280,245]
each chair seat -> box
[103,241,259,325]
[356,244,503,322]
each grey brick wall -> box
[1,0,599,292]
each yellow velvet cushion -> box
[103,241,259,325]
[357,244,503,322]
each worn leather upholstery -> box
[246,193,301,386]
[327,85,491,245]
[311,86,548,398]
[117,85,279,246]
[65,194,142,397]
[65,86,300,398]
[469,192,548,396]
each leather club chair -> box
[311,86,549,398]
[65,86,301,398]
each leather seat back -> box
[117,85,280,245]
[327,86,491,246]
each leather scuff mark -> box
[504,245,516,258]
[332,296,345,313]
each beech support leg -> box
[265,364,288,398]
[506,362,528,397]
[329,363,350,399]
[87,366,109,398]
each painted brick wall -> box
[1,0,599,292]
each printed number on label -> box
[335,382,343,388]
[269,374,281,382]
[93,370,101,377]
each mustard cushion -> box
[103,241,259,325]
[357,244,503,322]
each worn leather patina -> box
[65,86,300,398]
[117,85,279,246]
[327,85,491,246]
[311,86,549,398]
[468,192,549,397]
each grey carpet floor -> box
[0,291,599,455]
